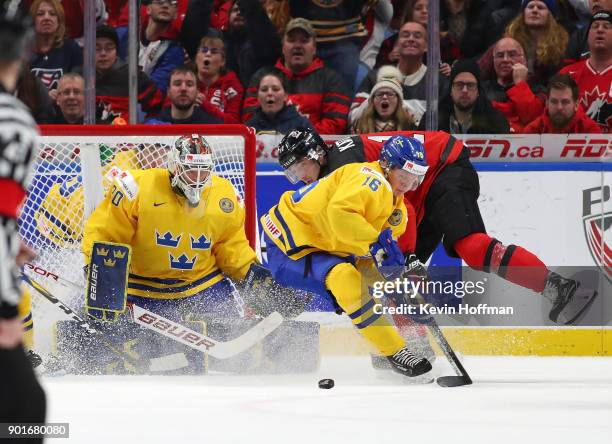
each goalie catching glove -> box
[241,263,312,318]
[369,228,404,280]
[85,241,131,322]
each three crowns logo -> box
[104,258,116,267]
[169,254,197,270]
[156,231,182,248]
[190,234,212,250]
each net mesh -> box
[18,132,251,356]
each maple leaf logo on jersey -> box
[98,100,122,123]
[582,86,612,131]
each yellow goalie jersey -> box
[83,168,256,299]
[262,161,407,259]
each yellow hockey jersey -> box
[262,162,407,260]
[83,168,256,299]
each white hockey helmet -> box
[167,134,214,206]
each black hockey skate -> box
[543,272,597,325]
[387,347,432,377]
[372,335,436,370]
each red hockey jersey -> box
[560,59,612,133]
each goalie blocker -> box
[86,241,131,321]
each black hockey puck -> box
[318,378,334,389]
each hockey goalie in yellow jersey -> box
[262,133,433,378]
[82,134,260,322]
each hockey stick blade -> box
[21,273,188,373]
[436,375,472,387]
[130,303,283,359]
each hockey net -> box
[18,124,256,357]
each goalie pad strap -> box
[86,241,131,313]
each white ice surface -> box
[41,356,612,444]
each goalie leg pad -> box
[86,241,131,320]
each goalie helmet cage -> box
[18,124,256,357]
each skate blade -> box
[436,375,472,387]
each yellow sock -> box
[326,263,404,356]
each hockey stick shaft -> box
[412,293,472,385]
[25,263,284,359]
[21,272,187,372]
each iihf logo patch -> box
[219,198,234,213]
[388,209,403,226]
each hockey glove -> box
[370,228,404,281]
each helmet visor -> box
[284,157,317,184]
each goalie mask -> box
[167,134,214,206]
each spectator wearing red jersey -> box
[523,73,602,133]
[242,18,351,134]
[29,0,82,92]
[482,37,546,132]
[94,25,163,122]
[192,34,243,124]
[560,10,612,132]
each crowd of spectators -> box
[16,0,612,134]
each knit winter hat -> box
[370,66,404,101]
[521,0,558,17]
[450,59,482,86]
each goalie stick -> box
[24,263,284,359]
[21,273,188,373]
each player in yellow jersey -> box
[82,134,258,322]
[261,134,432,378]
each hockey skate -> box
[387,347,432,377]
[371,334,436,370]
[543,272,598,325]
